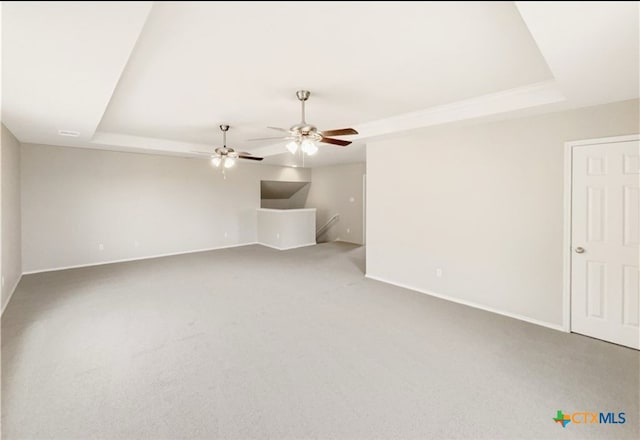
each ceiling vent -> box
[58,129,80,137]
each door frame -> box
[362,173,366,245]
[562,134,640,333]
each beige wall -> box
[306,163,366,245]
[1,124,22,311]
[21,144,310,272]
[366,99,639,327]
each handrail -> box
[316,213,340,239]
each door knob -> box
[575,247,585,254]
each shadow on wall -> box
[315,213,340,244]
[260,180,310,209]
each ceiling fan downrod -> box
[219,124,229,147]
[296,90,310,124]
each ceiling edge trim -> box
[354,80,565,140]
[89,81,564,157]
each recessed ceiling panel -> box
[1,2,152,144]
[97,2,553,149]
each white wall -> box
[367,99,639,328]
[21,144,310,272]
[257,209,316,250]
[1,124,22,311]
[261,199,291,209]
[306,163,366,245]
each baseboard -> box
[22,242,259,275]
[2,273,23,315]
[257,242,317,251]
[365,274,565,332]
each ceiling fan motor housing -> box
[250,89,356,148]
[296,90,310,101]
[290,123,315,133]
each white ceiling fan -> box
[250,90,358,156]
[192,125,263,178]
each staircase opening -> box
[260,180,310,209]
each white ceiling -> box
[516,1,639,107]
[2,1,638,167]
[1,2,152,144]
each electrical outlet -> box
[349,197,355,203]
[1,276,4,288]
[276,233,280,239]
[98,243,104,251]
[224,232,228,238]
[134,240,140,248]
[346,228,351,234]
[436,268,443,278]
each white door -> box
[571,140,639,349]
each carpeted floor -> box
[2,242,638,439]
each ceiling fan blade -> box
[320,137,351,147]
[190,151,214,155]
[247,136,294,141]
[320,128,358,137]
[238,154,264,161]
[267,126,291,133]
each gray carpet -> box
[2,243,638,439]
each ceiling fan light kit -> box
[250,90,359,158]
[286,138,319,156]
[193,89,357,175]
[190,124,263,178]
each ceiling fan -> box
[250,90,358,156]
[192,125,263,175]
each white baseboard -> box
[365,274,565,332]
[1,274,23,315]
[22,242,259,275]
[257,242,317,251]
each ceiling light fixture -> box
[301,138,318,155]
[286,140,299,154]
[191,125,263,179]
[222,157,235,168]
[248,90,358,161]
[285,137,318,156]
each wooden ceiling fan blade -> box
[320,137,351,146]
[238,155,264,161]
[320,128,358,137]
